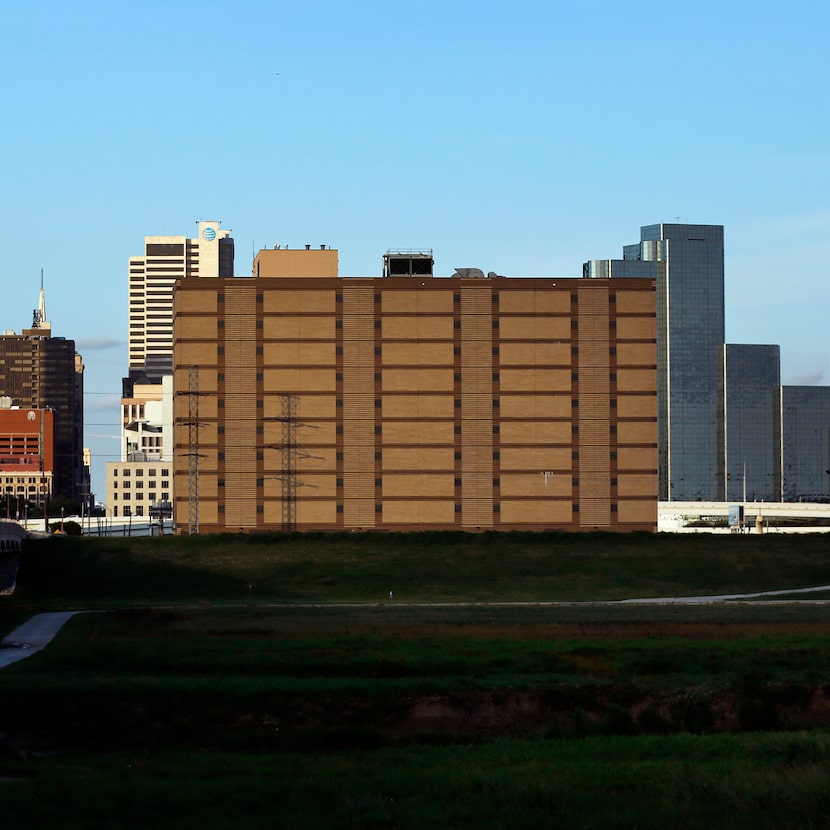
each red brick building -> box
[0,405,54,512]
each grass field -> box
[9,529,830,607]
[3,530,830,827]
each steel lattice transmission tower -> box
[280,394,299,532]
[266,394,320,532]
[180,365,205,535]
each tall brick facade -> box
[173,271,657,532]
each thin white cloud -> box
[76,337,124,351]
[788,369,825,386]
[86,394,122,411]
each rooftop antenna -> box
[32,268,50,330]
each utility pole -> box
[742,461,747,532]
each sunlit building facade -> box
[105,460,173,519]
[127,220,234,382]
[0,403,54,512]
[172,249,658,533]
[111,221,235,520]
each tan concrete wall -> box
[499,342,571,366]
[382,447,456,471]
[177,340,215,364]
[500,472,572,497]
[261,289,338,313]
[500,421,573,444]
[262,394,338,420]
[264,499,340,525]
[262,316,336,340]
[382,290,453,314]
[616,316,653,340]
[616,421,657,445]
[382,317,454,339]
[616,342,657,365]
[499,316,572,340]
[254,249,338,278]
[617,447,658,470]
[382,421,455,445]
[297,500,339,524]
[179,292,218,313]
[617,474,659,497]
[264,342,336,365]
[383,473,455,497]
[615,291,654,313]
[499,395,572,419]
[500,500,573,524]
[499,291,571,313]
[382,395,454,418]
[382,500,456,525]
[264,368,337,392]
[500,446,573,471]
[499,369,572,393]
[616,395,657,418]
[381,369,455,392]
[616,499,658,525]
[617,369,658,392]
[172,276,658,533]
[381,342,454,365]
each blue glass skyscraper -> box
[781,386,830,501]
[622,224,724,500]
[720,344,781,502]
[587,224,725,500]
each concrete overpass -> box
[659,501,830,532]
[0,519,28,595]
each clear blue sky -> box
[1,0,829,497]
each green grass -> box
[12,606,830,691]
[10,529,830,609]
[3,732,830,828]
[5,531,830,827]
[4,606,830,753]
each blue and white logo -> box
[202,227,217,241]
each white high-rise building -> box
[121,375,174,463]
[128,220,234,381]
[108,221,234,520]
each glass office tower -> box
[781,386,830,501]
[721,344,781,502]
[622,224,725,500]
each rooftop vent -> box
[383,249,434,277]
[452,268,485,279]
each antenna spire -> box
[32,268,51,331]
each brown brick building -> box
[0,330,84,502]
[172,250,657,532]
